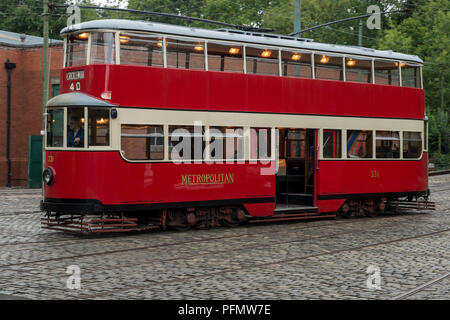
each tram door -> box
[276,128,316,207]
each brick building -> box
[0,30,63,187]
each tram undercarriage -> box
[40,196,434,235]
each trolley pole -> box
[42,0,49,192]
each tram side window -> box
[251,128,272,159]
[46,109,64,147]
[208,127,244,160]
[374,59,400,86]
[88,108,110,146]
[345,57,372,83]
[67,107,85,148]
[315,54,344,81]
[121,125,164,160]
[376,131,400,158]
[323,130,342,158]
[347,130,373,158]
[66,34,88,67]
[281,51,312,78]
[246,47,279,76]
[90,32,115,65]
[403,132,422,159]
[169,125,205,161]
[207,42,244,73]
[402,63,421,88]
[166,38,205,70]
[120,33,164,67]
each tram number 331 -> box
[69,82,81,91]
[370,170,380,178]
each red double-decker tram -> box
[41,19,434,233]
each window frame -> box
[120,124,165,161]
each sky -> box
[88,0,128,9]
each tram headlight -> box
[43,168,54,185]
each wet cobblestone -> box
[0,175,448,300]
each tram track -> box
[392,272,449,300]
[81,228,450,299]
[2,222,448,297]
[0,207,438,252]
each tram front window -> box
[67,108,85,148]
[88,108,110,146]
[46,109,64,147]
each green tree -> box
[378,0,450,155]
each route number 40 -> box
[69,82,81,91]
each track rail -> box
[392,273,449,300]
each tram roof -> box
[61,19,423,64]
[47,92,116,108]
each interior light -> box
[229,47,240,54]
[261,50,271,58]
[346,58,356,67]
[291,53,301,61]
[194,44,204,51]
[320,55,329,64]
[395,62,406,67]
[76,33,89,40]
[119,35,130,44]
[81,118,85,124]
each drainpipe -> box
[4,59,16,187]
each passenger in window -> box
[68,116,84,147]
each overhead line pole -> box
[42,0,49,192]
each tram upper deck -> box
[59,19,425,119]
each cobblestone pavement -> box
[0,175,448,300]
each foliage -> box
[0,0,447,154]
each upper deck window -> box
[315,54,343,81]
[66,33,88,67]
[281,50,312,78]
[207,42,244,73]
[401,63,421,88]
[345,57,372,83]
[246,46,279,76]
[166,37,205,70]
[120,33,163,67]
[374,59,400,86]
[90,32,115,65]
